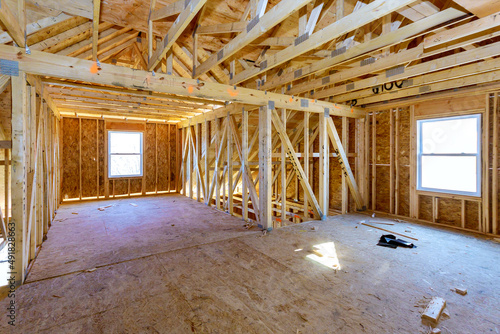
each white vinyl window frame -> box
[416,114,481,197]
[108,130,144,178]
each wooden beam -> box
[151,0,185,21]
[148,0,207,71]
[197,21,247,35]
[231,0,420,85]
[0,140,12,148]
[326,115,365,210]
[194,0,310,78]
[452,0,500,18]
[0,0,25,47]
[92,0,101,61]
[425,10,500,49]
[0,45,364,117]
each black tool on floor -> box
[377,234,416,249]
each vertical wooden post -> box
[363,115,370,205]
[259,106,272,230]
[341,117,348,214]
[167,124,171,192]
[104,120,109,198]
[195,123,201,201]
[215,119,220,209]
[482,94,491,233]
[11,72,28,286]
[96,119,99,198]
[492,93,498,234]
[395,108,400,216]
[181,127,186,195]
[389,109,394,214]
[242,108,249,221]
[303,111,310,219]
[319,112,329,218]
[409,105,417,218]
[280,109,287,225]
[204,120,210,204]
[371,112,376,211]
[227,112,233,213]
[4,148,9,220]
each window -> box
[417,114,481,197]
[108,131,143,178]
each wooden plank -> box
[151,0,184,21]
[194,0,310,78]
[483,94,490,232]
[259,106,272,229]
[319,112,329,216]
[0,140,11,148]
[422,297,446,322]
[148,0,207,71]
[231,0,425,85]
[242,109,249,221]
[4,149,9,221]
[0,0,26,47]
[342,117,348,214]
[11,72,27,285]
[92,0,101,61]
[452,0,500,18]
[303,111,309,219]
[326,115,365,210]
[0,45,363,117]
[281,109,287,225]
[196,21,247,35]
[389,110,394,214]
[271,108,324,220]
[493,93,499,234]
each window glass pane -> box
[420,116,478,154]
[421,156,477,193]
[110,155,141,176]
[109,132,142,154]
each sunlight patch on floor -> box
[306,242,341,270]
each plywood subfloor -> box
[0,194,499,333]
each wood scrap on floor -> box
[98,205,113,211]
[422,297,446,323]
[361,223,418,241]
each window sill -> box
[416,190,481,202]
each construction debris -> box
[422,297,446,323]
[129,203,138,207]
[369,221,395,226]
[430,328,441,334]
[98,204,113,211]
[454,287,468,295]
[361,223,418,241]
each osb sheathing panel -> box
[329,117,343,211]
[145,123,156,193]
[156,124,169,192]
[81,119,98,198]
[0,86,12,139]
[62,118,80,199]
[130,179,142,194]
[398,108,411,217]
[398,167,410,217]
[375,110,390,165]
[437,198,462,227]
[465,201,480,230]
[375,166,390,212]
[418,195,433,222]
[114,179,128,196]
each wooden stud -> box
[493,92,499,234]
[281,109,287,225]
[259,106,272,229]
[371,113,376,211]
[342,117,348,214]
[319,112,329,217]
[389,109,394,214]
[303,111,310,219]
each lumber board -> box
[0,45,364,117]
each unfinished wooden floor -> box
[0,194,499,333]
